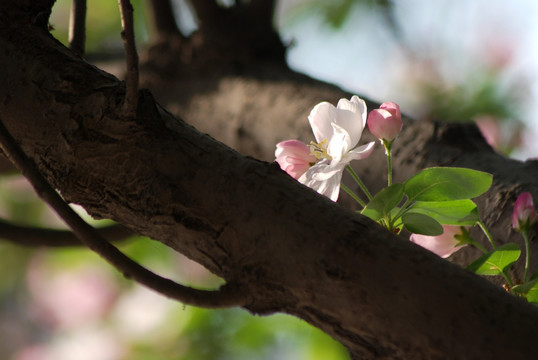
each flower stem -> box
[478,220,496,250]
[522,230,531,283]
[340,183,366,208]
[383,140,394,187]
[468,238,488,253]
[345,166,373,201]
[456,226,487,253]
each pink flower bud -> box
[275,140,317,180]
[380,102,401,120]
[512,192,536,232]
[410,225,467,258]
[367,102,403,141]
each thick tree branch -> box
[1,15,538,358]
[0,117,249,309]
[0,220,132,247]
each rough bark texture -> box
[2,2,538,359]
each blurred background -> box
[1,0,537,359]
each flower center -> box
[309,139,332,160]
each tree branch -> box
[118,0,139,117]
[0,219,132,247]
[68,0,86,56]
[0,116,250,309]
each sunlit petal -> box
[345,141,375,161]
[327,123,351,161]
[308,102,336,143]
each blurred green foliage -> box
[421,71,520,124]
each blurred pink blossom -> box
[13,344,51,360]
[475,116,501,150]
[410,225,467,258]
[27,255,117,330]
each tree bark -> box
[1,3,538,360]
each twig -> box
[0,220,132,247]
[68,0,87,56]
[118,0,139,117]
[0,117,249,309]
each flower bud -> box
[275,140,317,180]
[512,192,536,232]
[410,225,467,258]
[367,102,402,141]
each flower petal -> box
[275,140,317,179]
[327,123,352,162]
[299,162,343,201]
[345,141,376,161]
[379,102,401,120]
[308,102,336,143]
[335,96,367,147]
[337,95,367,122]
[312,162,347,181]
[410,225,466,258]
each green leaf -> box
[513,279,538,304]
[405,200,479,226]
[525,286,538,304]
[361,184,404,222]
[402,212,443,236]
[466,243,521,276]
[404,167,492,202]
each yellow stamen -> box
[309,139,332,160]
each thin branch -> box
[118,0,139,118]
[68,0,86,56]
[0,117,249,309]
[0,220,132,247]
[147,0,182,39]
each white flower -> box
[299,96,375,201]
